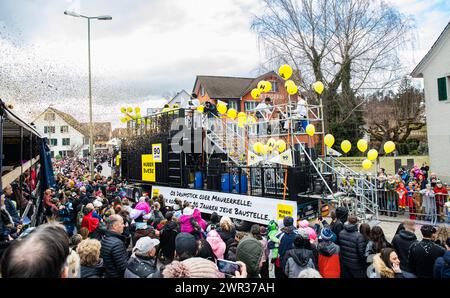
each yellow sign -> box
[152,144,162,163]
[142,154,156,182]
[277,203,294,220]
[116,154,120,166]
[152,187,159,198]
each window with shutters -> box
[228,100,239,111]
[62,138,70,146]
[245,101,258,111]
[44,112,55,121]
[437,77,447,101]
[44,126,55,134]
[50,139,58,146]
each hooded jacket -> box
[180,209,206,234]
[408,239,445,278]
[318,241,341,278]
[338,224,366,271]
[206,230,226,260]
[100,230,129,278]
[159,221,179,260]
[284,248,315,278]
[278,226,299,271]
[81,210,100,233]
[433,250,450,278]
[217,226,236,256]
[372,253,404,278]
[236,236,264,278]
[331,207,348,241]
[392,230,417,271]
[80,259,105,278]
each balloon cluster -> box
[277,64,324,95]
[120,107,142,123]
[196,102,256,128]
[323,134,396,170]
[253,138,286,156]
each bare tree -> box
[69,143,84,157]
[251,0,413,136]
[365,76,425,151]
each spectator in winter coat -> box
[206,229,226,260]
[217,216,236,256]
[149,202,164,228]
[81,203,100,234]
[226,231,246,262]
[3,184,20,225]
[330,208,347,242]
[434,181,448,223]
[284,232,316,278]
[196,238,217,262]
[77,239,104,278]
[250,224,269,278]
[433,237,450,278]
[206,212,220,233]
[408,225,445,278]
[124,237,160,278]
[365,226,392,258]
[100,215,128,278]
[158,212,178,259]
[163,257,222,278]
[372,248,404,278]
[298,220,317,244]
[278,216,299,278]
[318,228,340,278]
[338,215,367,278]
[421,184,436,223]
[392,220,418,273]
[236,236,264,278]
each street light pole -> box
[64,10,111,179]
[87,17,94,178]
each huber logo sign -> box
[142,154,156,182]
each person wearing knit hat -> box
[317,228,340,278]
[162,257,222,278]
[175,233,197,261]
[277,216,299,278]
[236,236,264,278]
[298,220,318,243]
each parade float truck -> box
[118,78,380,227]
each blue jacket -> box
[278,226,299,272]
[433,251,450,278]
[5,197,20,225]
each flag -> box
[247,150,263,166]
[269,149,293,166]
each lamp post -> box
[64,10,112,178]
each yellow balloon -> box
[367,149,378,161]
[341,140,352,153]
[362,159,373,170]
[135,107,141,114]
[227,108,237,119]
[136,113,141,119]
[146,119,151,125]
[285,80,295,88]
[357,139,368,153]
[238,112,246,119]
[324,134,335,148]
[263,81,272,93]
[257,80,267,91]
[172,104,179,109]
[238,117,245,128]
[120,107,126,113]
[267,138,276,148]
[247,115,257,124]
[286,83,298,95]
[120,117,127,123]
[127,107,133,113]
[305,124,315,137]
[217,103,227,115]
[276,140,286,153]
[197,105,205,113]
[278,64,293,80]
[251,88,261,99]
[253,142,263,154]
[384,141,396,154]
[260,144,268,155]
[313,81,324,95]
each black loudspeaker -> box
[208,158,222,175]
[288,167,309,200]
[207,175,220,191]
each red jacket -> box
[81,211,100,233]
[434,187,448,207]
[318,253,341,278]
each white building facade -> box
[33,107,89,158]
[412,22,450,184]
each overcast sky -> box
[0,0,449,129]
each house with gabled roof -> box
[192,71,295,112]
[411,22,450,184]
